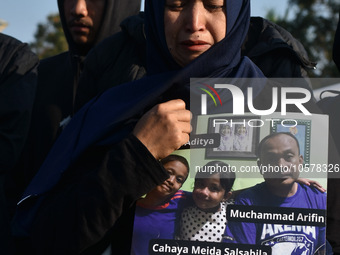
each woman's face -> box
[164,0,226,67]
[154,160,188,198]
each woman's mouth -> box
[180,40,211,51]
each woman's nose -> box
[185,2,206,33]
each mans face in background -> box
[64,0,105,47]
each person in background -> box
[0,33,38,255]
[242,17,316,83]
[7,0,141,219]
[315,12,340,254]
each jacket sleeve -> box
[0,35,38,174]
[333,12,340,72]
[0,34,38,255]
[30,134,169,255]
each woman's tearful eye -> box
[165,0,186,11]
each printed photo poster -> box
[192,112,329,255]
[130,111,329,255]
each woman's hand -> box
[133,99,191,160]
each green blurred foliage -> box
[266,0,340,78]
[29,13,68,59]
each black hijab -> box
[145,0,263,78]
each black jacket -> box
[7,0,142,211]
[0,33,38,255]
[333,11,340,71]
[29,135,169,255]
[242,17,316,80]
[75,13,147,112]
[0,34,38,174]
[10,14,155,255]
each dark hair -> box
[161,154,189,174]
[257,132,300,159]
[195,161,235,193]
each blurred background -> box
[1,0,339,79]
